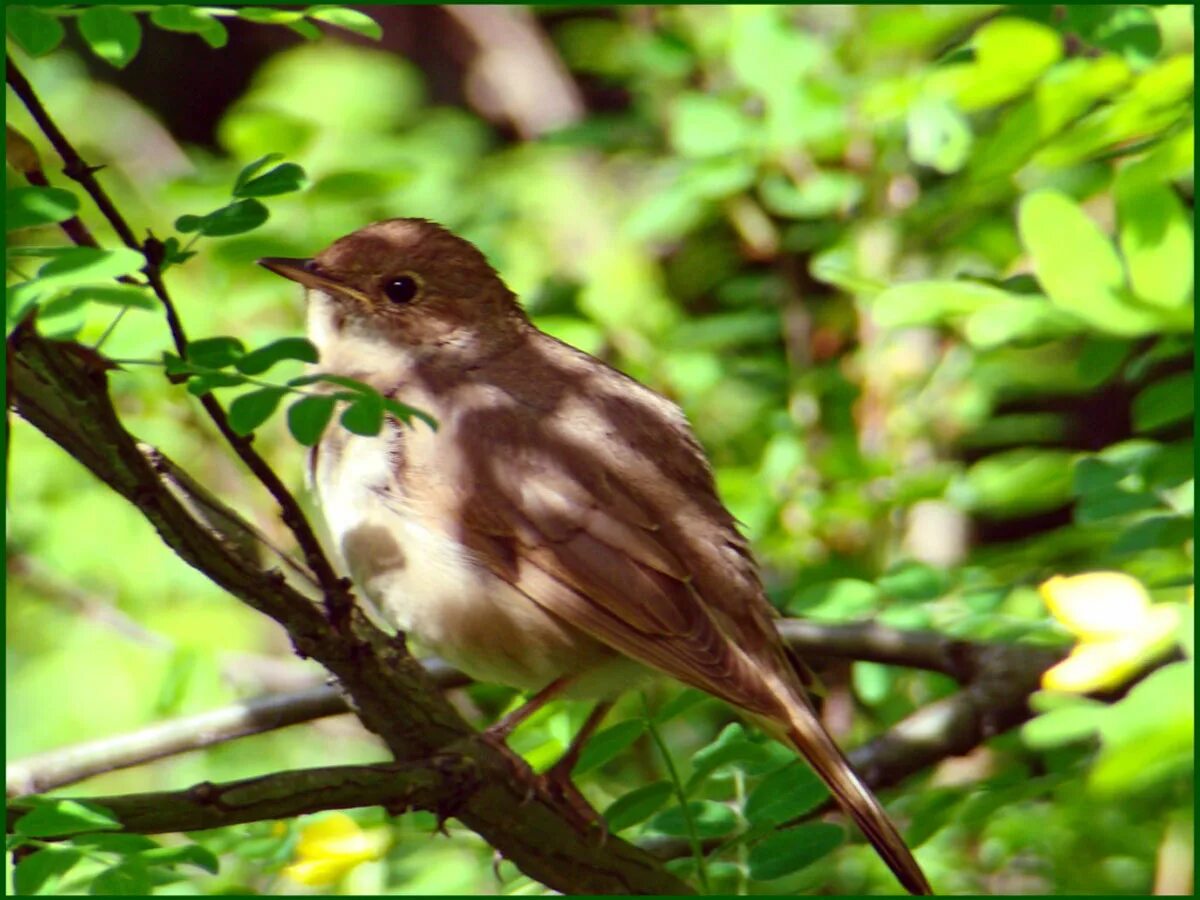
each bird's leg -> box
[481,676,573,743]
[478,681,611,837]
[536,700,615,842]
[543,699,614,783]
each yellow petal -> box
[283,812,391,886]
[1042,606,1181,693]
[1039,572,1151,640]
[283,858,360,887]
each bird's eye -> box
[383,275,420,305]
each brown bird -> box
[259,218,932,895]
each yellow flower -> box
[281,812,391,887]
[1039,572,1180,693]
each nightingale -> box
[259,218,932,895]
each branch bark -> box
[6,620,1067,798]
[7,758,482,836]
[7,322,689,894]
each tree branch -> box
[7,758,482,836]
[6,660,468,798]
[7,322,689,894]
[6,58,350,614]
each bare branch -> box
[7,758,482,836]
[6,660,468,798]
[7,613,1067,802]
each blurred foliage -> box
[6,3,1194,895]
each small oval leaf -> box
[747,823,845,881]
[340,393,384,436]
[287,394,336,446]
[603,781,675,833]
[228,387,287,435]
[77,6,142,69]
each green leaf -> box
[1091,661,1193,795]
[77,7,142,69]
[233,162,307,198]
[186,336,245,370]
[788,578,882,620]
[6,6,66,56]
[1112,514,1194,555]
[306,6,383,40]
[1022,699,1106,749]
[7,186,80,231]
[186,372,248,396]
[907,96,972,173]
[287,19,322,40]
[13,847,83,895]
[951,448,1076,518]
[904,789,966,849]
[287,394,336,446]
[572,719,646,775]
[139,843,221,874]
[234,337,319,375]
[853,660,893,705]
[232,153,284,194]
[228,388,287,435]
[687,723,776,790]
[1018,190,1164,336]
[382,397,437,431]
[288,372,372,393]
[747,823,845,881]
[652,688,710,724]
[148,6,227,48]
[40,284,157,317]
[649,800,739,839]
[758,170,862,219]
[71,832,159,853]
[176,199,270,237]
[1115,170,1193,309]
[33,247,145,291]
[159,237,197,270]
[14,799,120,837]
[743,760,829,827]
[603,781,675,832]
[876,562,951,601]
[1132,372,1193,432]
[340,393,385,436]
[869,279,1012,328]
[669,94,754,158]
[90,860,151,895]
[236,8,305,24]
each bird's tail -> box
[775,697,933,895]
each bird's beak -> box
[257,257,372,305]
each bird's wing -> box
[453,397,792,717]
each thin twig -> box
[5,59,350,613]
[6,661,469,798]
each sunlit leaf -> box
[77,6,142,69]
[7,186,79,231]
[6,5,66,56]
[14,799,120,837]
[306,6,383,40]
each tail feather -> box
[780,700,932,895]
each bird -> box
[259,218,932,895]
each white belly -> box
[312,426,626,693]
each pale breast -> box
[311,420,619,693]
